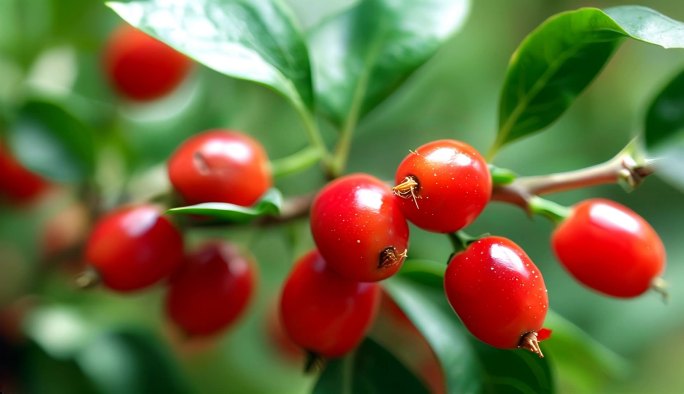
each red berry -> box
[310,173,409,282]
[393,139,491,233]
[168,130,272,207]
[0,143,48,204]
[85,204,184,292]
[166,242,256,336]
[103,25,192,101]
[280,250,380,358]
[552,198,666,298]
[444,236,548,356]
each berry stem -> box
[292,99,332,173]
[651,277,669,304]
[528,196,571,225]
[491,140,655,211]
[271,146,324,178]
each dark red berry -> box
[310,173,409,282]
[168,130,272,207]
[393,139,491,233]
[280,250,380,358]
[444,236,548,356]
[166,242,256,336]
[103,25,192,101]
[85,204,184,292]
[552,198,666,298]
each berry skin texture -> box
[280,250,381,358]
[552,198,666,298]
[0,143,48,204]
[394,139,491,233]
[444,236,548,355]
[103,25,192,101]
[310,173,409,282]
[168,130,272,207]
[166,242,256,337]
[85,204,184,292]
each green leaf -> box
[77,329,192,394]
[313,338,429,394]
[167,188,283,223]
[21,341,100,394]
[107,0,314,110]
[495,6,684,153]
[7,100,95,183]
[645,68,684,149]
[385,265,555,394]
[643,67,684,190]
[543,311,629,394]
[309,0,470,127]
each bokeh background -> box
[0,0,683,393]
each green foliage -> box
[167,188,283,222]
[308,0,469,127]
[644,67,684,190]
[8,100,95,182]
[494,6,684,154]
[313,338,430,394]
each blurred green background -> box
[0,0,683,393]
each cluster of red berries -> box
[280,139,667,360]
[84,129,270,337]
[12,23,663,364]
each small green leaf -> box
[313,338,429,394]
[386,266,555,394]
[107,0,314,110]
[7,100,95,183]
[643,67,684,190]
[495,6,684,153]
[309,0,470,127]
[167,188,283,223]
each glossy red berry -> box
[168,130,272,207]
[166,242,256,336]
[0,143,48,204]
[85,204,184,292]
[393,139,491,233]
[103,25,192,101]
[310,173,409,282]
[444,236,548,356]
[280,250,381,358]
[552,198,666,298]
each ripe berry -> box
[393,139,491,233]
[166,242,256,336]
[310,173,409,282]
[552,198,666,298]
[280,250,380,358]
[103,25,192,101]
[0,143,48,204]
[168,130,272,207]
[85,204,184,292]
[444,236,548,356]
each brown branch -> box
[492,150,655,210]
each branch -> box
[492,148,655,210]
